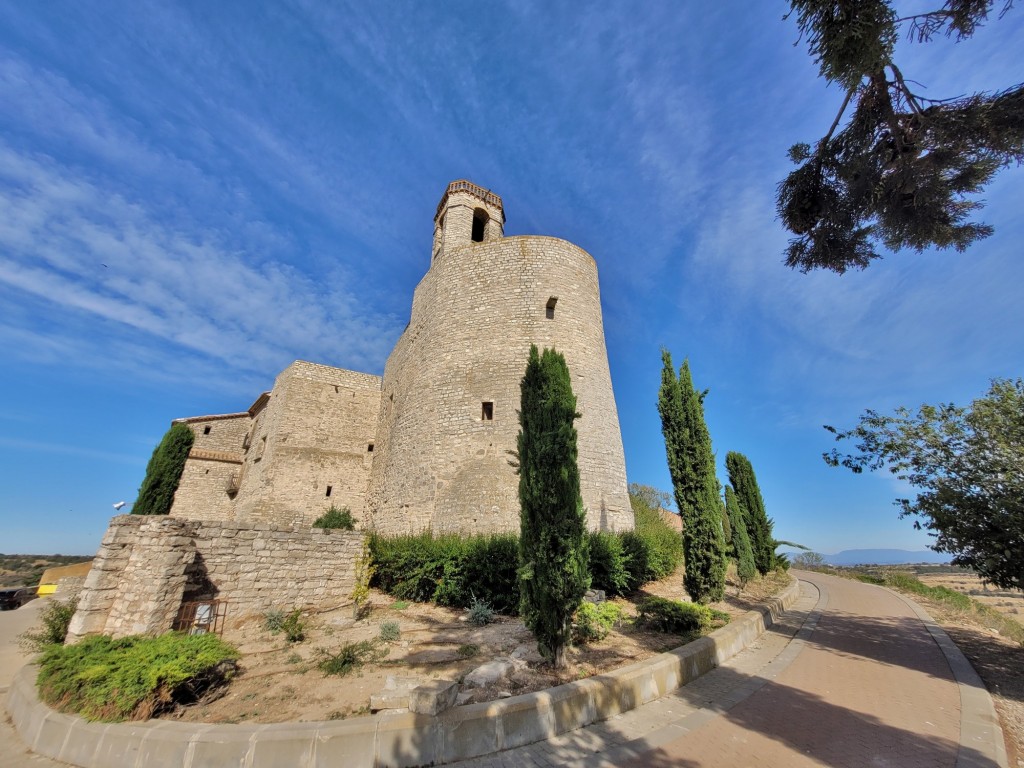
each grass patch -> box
[37,632,239,722]
[457,643,480,658]
[315,640,386,677]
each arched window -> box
[471,208,488,242]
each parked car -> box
[0,586,38,610]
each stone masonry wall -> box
[68,515,363,641]
[169,415,249,521]
[366,233,632,535]
[233,361,381,526]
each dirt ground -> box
[910,573,1024,767]
[168,566,791,725]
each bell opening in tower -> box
[471,208,487,242]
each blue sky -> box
[1,2,1021,556]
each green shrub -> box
[20,597,79,653]
[133,423,194,516]
[467,597,495,626]
[37,632,238,722]
[636,596,727,634]
[265,609,305,643]
[457,643,480,658]
[370,502,684,614]
[587,532,630,596]
[315,640,384,677]
[572,601,623,644]
[378,620,400,642]
[313,506,357,530]
[370,531,520,614]
[622,489,685,590]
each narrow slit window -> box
[325,485,333,498]
[546,296,558,319]
[203,425,212,435]
[481,401,494,421]
[367,443,374,452]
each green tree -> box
[725,486,757,590]
[778,0,1024,273]
[657,352,727,604]
[824,378,1024,589]
[726,452,775,576]
[517,345,590,668]
[133,422,194,516]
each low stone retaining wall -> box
[6,580,801,768]
[68,515,363,642]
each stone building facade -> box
[167,180,633,535]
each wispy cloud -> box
[0,144,401,390]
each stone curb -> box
[880,585,1009,768]
[5,580,801,768]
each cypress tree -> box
[134,422,195,515]
[726,451,774,575]
[657,351,726,604]
[725,486,757,590]
[517,345,589,668]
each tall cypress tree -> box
[134,422,195,515]
[726,451,774,575]
[725,486,757,590]
[517,345,589,668]
[657,351,726,604]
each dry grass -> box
[167,564,791,724]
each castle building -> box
[168,180,633,535]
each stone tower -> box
[365,180,632,535]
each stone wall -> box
[67,515,364,642]
[365,233,632,536]
[233,361,382,526]
[171,413,251,521]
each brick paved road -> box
[0,599,68,767]
[455,571,1004,768]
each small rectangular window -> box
[481,402,494,421]
[326,485,333,498]
[203,425,212,435]
[367,443,374,452]
[546,296,558,319]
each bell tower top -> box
[432,180,505,261]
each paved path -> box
[0,599,68,767]
[454,571,1005,768]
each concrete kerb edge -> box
[4,579,802,768]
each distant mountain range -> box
[821,549,951,566]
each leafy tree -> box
[517,345,589,668]
[824,378,1024,589]
[726,452,775,575]
[657,352,727,603]
[779,0,1024,273]
[725,487,757,589]
[792,551,827,569]
[133,423,194,516]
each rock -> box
[497,691,512,699]
[370,675,420,712]
[463,658,516,688]
[584,589,606,604]
[510,644,543,664]
[409,680,459,715]
[455,692,473,706]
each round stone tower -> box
[365,180,632,535]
